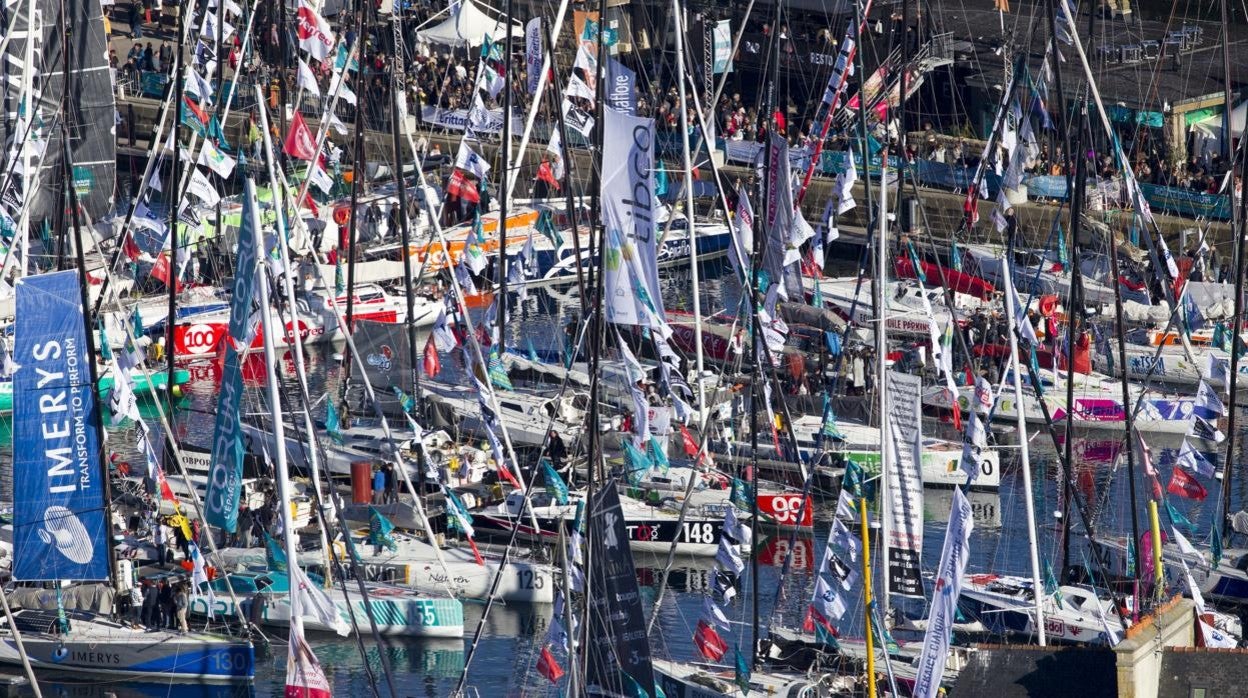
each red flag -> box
[155,466,177,504]
[151,252,184,292]
[283,112,318,161]
[446,169,467,198]
[183,96,209,128]
[423,334,440,377]
[497,462,522,489]
[122,232,141,261]
[964,185,979,227]
[1168,467,1208,501]
[950,401,962,431]
[536,646,564,684]
[301,191,320,218]
[679,424,699,458]
[693,619,728,661]
[460,177,480,204]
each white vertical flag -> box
[912,488,974,698]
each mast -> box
[496,0,514,342]
[389,0,424,434]
[673,0,706,416]
[1220,87,1248,541]
[60,0,118,587]
[343,0,369,386]
[1060,106,1088,578]
[1002,235,1046,645]
[59,0,117,586]
[875,119,892,616]
[579,0,609,680]
[1105,193,1144,611]
[166,0,187,406]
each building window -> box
[1191,688,1207,698]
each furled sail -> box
[26,0,116,225]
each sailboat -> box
[0,271,255,683]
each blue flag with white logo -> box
[204,346,245,532]
[12,270,109,581]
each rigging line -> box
[270,356,392,698]
[93,0,265,319]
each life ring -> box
[333,206,351,226]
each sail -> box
[585,482,655,695]
[353,319,414,394]
[27,0,116,224]
[12,270,109,580]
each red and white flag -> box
[1168,467,1208,501]
[284,113,318,161]
[284,632,332,698]
[295,0,335,61]
[693,619,728,661]
[151,252,184,292]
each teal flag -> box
[264,531,288,573]
[471,211,485,245]
[951,238,963,271]
[392,386,417,413]
[131,306,144,336]
[734,645,751,695]
[646,436,670,473]
[369,506,398,552]
[326,400,345,444]
[907,240,926,284]
[821,394,844,439]
[541,458,569,505]
[207,116,230,151]
[1212,522,1223,570]
[814,623,840,649]
[536,209,564,248]
[98,319,113,361]
[730,477,754,509]
[445,489,475,536]
[842,460,864,498]
[488,348,513,390]
[654,160,669,198]
[622,440,651,484]
[1056,224,1070,266]
[1165,498,1195,533]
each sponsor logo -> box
[181,323,221,355]
[367,345,394,372]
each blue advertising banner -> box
[204,345,245,532]
[206,176,262,533]
[226,178,260,349]
[13,270,109,581]
[605,57,636,116]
